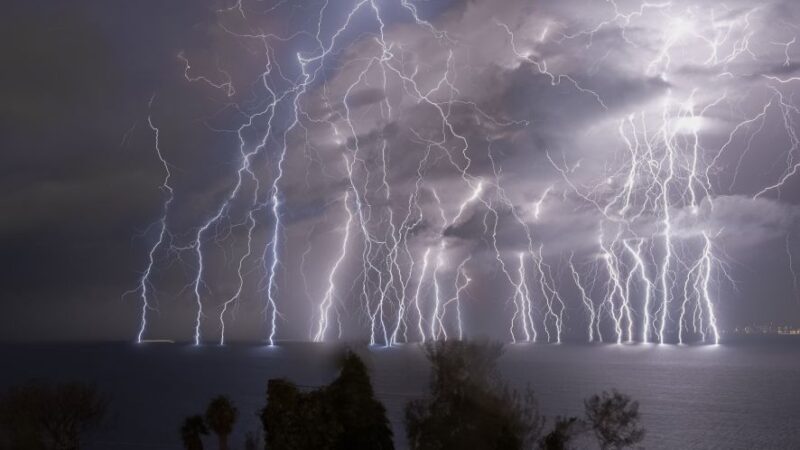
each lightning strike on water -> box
[131,0,799,345]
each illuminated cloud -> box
[1,0,798,342]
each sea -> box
[1,339,798,449]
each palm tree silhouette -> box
[180,415,208,450]
[205,396,238,450]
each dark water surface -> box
[1,341,798,449]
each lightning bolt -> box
[131,0,799,346]
[132,104,174,344]
[313,189,354,342]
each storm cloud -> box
[1,0,799,342]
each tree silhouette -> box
[539,416,582,450]
[327,351,393,450]
[261,349,393,450]
[584,390,644,450]
[205,396,238,450]
[180,415,208,450]
[262,379,338,449]
[405,340,544,450]
[0,381,107,450]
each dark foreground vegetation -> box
[0,341,644,450]
[405,341,644,450]
[181,340,645,450]
[0,382,107,450]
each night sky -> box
[2,0,799,343]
